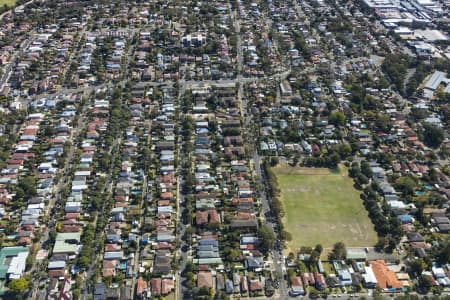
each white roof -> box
[48,260,66,269]
[432,266,446,278]
[71,184,88,191]
[157,206,173,213]
[74,171,91,176]
[7,252,28,279]
[388,200,406,209]
[27,203,45,210]
[363,266,377,284]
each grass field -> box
[273,164,377,252]
[0,0,16,7]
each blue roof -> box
[398,215,413,222]
[198,239,218,247]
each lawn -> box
[0,0,16,7]
[272,164,377,252]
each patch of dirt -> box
[273,163,332,175]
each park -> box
[272,163,377,252]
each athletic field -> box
[273,164,377,252]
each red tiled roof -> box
[198,271,213,289]
[291,276,303,287]
[102,268,115,277]
[370,260,402,289]
[250,280,263,291]
[196,209,220,225]
[162,279,174,295]
[136,277,148,296]
[151,278,162,296]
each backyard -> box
[272,163,377,252]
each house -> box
[53,232,81,255]
[241,276,248,293]
[398,214,414,224]
[290,276,305,296]
[153,254,171,274]
[314,272,327,290]
[105,287,120,300]
[136,277,148,298]
[94,283,106,300]
[162,279,174,295]
[230,219,258,230]
[198,271,214,289]
[362,266,378,288]
[407,232,424,243]
[225,279,234,294]
[280,80,293,96]
[0,246,29,292]
[245,256,264,271]
[120,287,132,300]
[196,209,220,225]
[249,279,263,293]
[338,270,353,286]
[151,278,162,297]
[370,260,403,290]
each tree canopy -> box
[329,242,346,260]
[257,224,276,252]
[422,124,444,148]
[329,111,346,127]
[8,278,29,294]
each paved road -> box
[0,37,33,90]
[30,91,91,300]
[253,153,289,298]
[175,61,189,300]
[234,6,290,297]
[82,34,137,300]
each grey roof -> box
[94,283,106,295]
[225,279,234,294]
[104,251,124,260]
[198,239,218,247]
[197,250,220,258]
[47,261,66,269]
[198,244,218,252]
[246,256,264,268]
[425,71,447,91]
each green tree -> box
[336,143,352,158]
[409,259,425,275]
[257,225,276,252]
[329,152,341,168]
[329,242,346,260]
[395,176,416,196]
[422,124,444,148]
[329,111,346,126]
[437,242,450,265]
[18,176,37,199]
[314,244,323,254]
[360,161,373,178]
[72,289,81,299]
[8,278,29,294]
[270,156,279,166]
[418,274,433,293]
[381,53,410,95]
[374,114,392,132]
